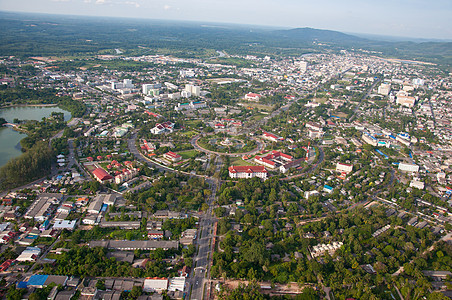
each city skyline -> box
[0,0,451,40]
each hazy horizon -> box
[0,0,451,40]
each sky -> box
[0,0,451,40]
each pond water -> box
[0,106,71,168]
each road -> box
[281,146,324,180]
[190,134,264,157]
[127,132,220,299]
[348,78,381,122]
[128,132,174,173]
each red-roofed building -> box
[254,151,293,169]
[163,152,182,162]
[336,162,353,174]
[245,93,262,101]
[254,156,276,169]
[0,259,14,272]
[92,168,113,183]
[151,121,175,135]
[262,132,283,142]
[228,166,268,179]
[145,111,163,118]
[215,123,225,129]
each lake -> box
[0,106,71,168]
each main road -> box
[127,132,219,300]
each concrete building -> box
[143,278,168,293]
[336,162,353,174]
[163,152,182,162]
[174,101,207,111]
[362,133,378,146]
[295,61,308,72]
[399,162,419,173]
[378,83,391,96]
[89,240,179,250]
[185,84,201,97]
[53,220,77,231]
[228,166,268,179]
[244,93,262,101]
[92,168,113,183]
[310,242,343,258]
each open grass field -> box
[230,157,255,166]
[178,149,199,159]
[240,102,275,111]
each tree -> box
[242,241,266,265]
[129,285,143,299]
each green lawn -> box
[240,102,275,111]
[180,130,198,138]
[230,158,254,166]
[178,150,199,159]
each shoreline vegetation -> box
[0,97,84,190]
[0,103,59,108]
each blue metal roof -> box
[27,275,49,287]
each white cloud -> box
[51,0,70,2]
[125,1,140,8]
[96,0,107,4]
[163,4,171,10]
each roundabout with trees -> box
[192,133,264,157]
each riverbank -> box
[0,103,59,109]
[0,105,72,169]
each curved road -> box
[281,146,325,180]
[190,134,265,157]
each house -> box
[179,266,190,277]
[304,190,319,199]
[148,231,164,239]
[308,129,324,139]
[228,166,268,179]
[306,121,322,132]
[163,152,182,163]
[310,242,343,258]
[53,220,77,231]
[180,229,197,245]
[323,185,334,193]
[0,259,14,272]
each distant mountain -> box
[275,27,367,44]
[0,11,450,66]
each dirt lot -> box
[211,279,315,299]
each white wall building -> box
[399,162,419,173]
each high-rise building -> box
[378,83,391,96]
[295,61,308,72]
[184,84,201,97]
